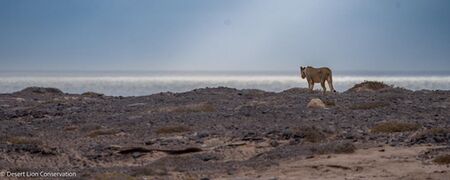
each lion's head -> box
[300,66,306,79]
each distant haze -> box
[1,0,449,72]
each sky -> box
[0,0,449,72]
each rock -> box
[63,96,79,100]
[132,152,144,158]
[282,129,294,139]
[4,144,58,155]
[128,115,143,120]
[16,87,63,95]
[270,140,279,147]
[307,98,326,109]
[119,146,202,155]
[106,145,123,150]
[15,98,26,102]
[227,142,247,147]
[431,101,450,109]
[242,132,263,141]
[195,131,209,139]
[127,103,146,107]
[280,88,311,95]
[197,154,219,161]
[144,140,156,145]
[81,92,104,97]
[346,81,392,93]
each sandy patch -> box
[221,145,449,180]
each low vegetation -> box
[424,128,450,135]
[287,127,327,143]
[371,122,421,133]
[87,129,119,138]
[156,126,191,135]
[303,128,327,143]
[6,136,43,145]
[156,102,216,113]
[433,154,450,165]
[411,128,450,144]
[415,128,450,138]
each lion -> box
[300,66,336,93]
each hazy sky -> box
[1,0,449,71]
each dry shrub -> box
[426,128,450,135]
[371,122,421,133]
[80,123,102,131]
[415,128,450,137]
[286,127,327,143]
[303,128,327,143]
[93,172,135,180]
[156,102,215,113]
[433,155,450,165]
[310,141,355,154]
[156,126,191,135]
[349,102,389,110]
[81,92,104,97]
[87,129,118,138]
[411,128,450,144]
[6,136,42,145]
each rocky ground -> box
[0,82,449,179]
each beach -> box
[0,83,449,179]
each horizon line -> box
[1,69,450,73]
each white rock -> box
[15,98,26,102]
[127,103,146,107]
[307,98,326,109]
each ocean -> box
[0,71,449,96]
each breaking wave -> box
[0,72,449,96]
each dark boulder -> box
[15,87,64,95]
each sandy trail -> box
[224,145,449,180]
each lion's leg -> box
[327,76,336,92]
[320,81,326,94]
[319,75,327,93]
[309,83,314,92]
